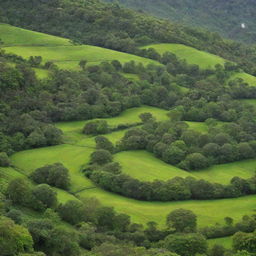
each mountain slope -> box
[105,0,256,44]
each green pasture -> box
[114,150,256,184]
[3,45,158,70]
[56,106,170,133]
[185,121,208,133]
[0,23,71,46]
[11,144,94,193]
[229,72,256,86]
[142,43,226,69]
[78,188,256,228]
[115,151,193,181]
[208,236,233,249]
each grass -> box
[142,43,226,69]
[229,72,256,87]
[114,150,256,184]
[78,188,256,228]
[185,121,208,133]
[11,144,94,193]
[0,23,72,46]
[4,45,158,70]
[56,106,170,133]
[208,236,233,249]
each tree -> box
[91,149,113,165]
[0,217,34,256]
[31,163,70,190]
[180,153,209,171]
[162,146,186,165]
[83,120,109,135]
[95,136,115,153]
[32,184,58,210]
[164,233,207,256]
[166,208,197,233]
[139,112,153,123]
[79,60,87,70]
[233,231,256,253]
[0,152,10,167]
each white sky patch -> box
[241,23,246,29]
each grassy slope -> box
[142,43,226,69]
[229,72,256,86]
[115,150,256,184]
[0,23,72,46]
[11,144,94,193]
[1,24,157,70]
[208,236,233,249]
[78,188,256,228]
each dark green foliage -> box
[0,152,10,167]
[32,184,58,210]
[83,120,110,135]
[91,150,113,165]
[105,0,256,44]
[166,209,197,233]
[233,231,256,253]
[164,233,207,256]
[95,136,115,153]
[31,163,70,190]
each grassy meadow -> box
[78,188,256,228]
[115,150,256,184]
[142,43,226,69]
[208,236,233,249]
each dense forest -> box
[105,0,256,44]
[1,0,256,75]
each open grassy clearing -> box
[115,151,194,181]
[142,43,226,69]
[3,45,158,70]
[78,188,256,228]
[32,68,49,79]
[114,150,256,184]
[229,72,256,87]
[11,144,94,193]
[208,236,232,249]
[0,23,72,46]
[56,106,170,133]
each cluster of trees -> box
[31,163,70,190]
[200,215,256,239]
[1,178,255,256]
[2,0,256,75]
[85,136,256,201]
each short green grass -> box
[4,45,158,70]
[208,236,233,249]
[11,144,94,193]
[78,188,256,228]
[142,43,226,69]
[114,150,256,184]
[229,72,256,87]
[0,23,72,46]
[56,106,170,133]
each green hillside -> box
[142,43,226,69]
[1,24,157,70]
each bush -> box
[0,152,10,167]
[91,150,113,165]
[83,120,109,135]
[31,163,70,190]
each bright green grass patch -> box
[229,72,256,87]
[196,159,256,184]
[33,68,49,79]
[208,236,233,249]
[56,106,170,133]
[11,144,94,193]
[78,188,256,228]
[0,23,71,46]
[115,151,194,182]
[142,43,226,69]
[3,45,158,70]
[185,121,208,133]
[114,150,256,184]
